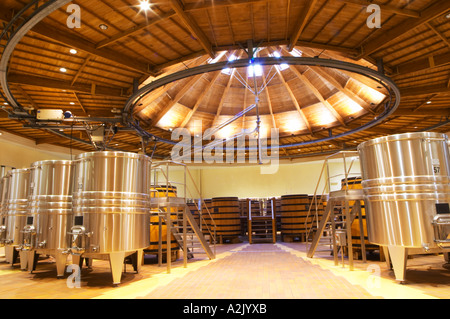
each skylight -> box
[272,51,289,71]
[221,54,237,75]
[247,63,263,77]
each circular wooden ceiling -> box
[0,0,449,160]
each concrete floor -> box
[0,240,449,301]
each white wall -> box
[0,131,80,170]
[0,132,362,199]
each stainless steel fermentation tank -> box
[70,151,151,285]
[1,168,31,267]
[17,160,75,277]
[358,132,450,282]
[0,172,12,248]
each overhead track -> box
[123,56,401,151]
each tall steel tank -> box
[3,168,31,267]
[70,151,151,285]
[0,172,11,247]
[358,132,450,282]
[20,160,75,277]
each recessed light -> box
[446,12,450,19]
[60,67,67,73]
[426,101,432,104]
[3,102,8,105]
[99,24,108,30]
[139,0,151,11]
[69,49,77,54]
[70,102,75,105]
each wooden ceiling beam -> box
[180,71,221,128]
[261,73,277,130]
[400,84,450,97]
[333,0,421,18]
[151,74,205,128]
[73,92,88,115]
[272,65,313,134]
[27,21,153,76]
[96,11,176,49]
[308,66,375,114]
[288,66,347,126]
[357,0,450,58]
[426,22,450,49]
[288,0,318,51]
[8,73,126,98]
[393,108,450,116]
[71,55,91,86]
[170,0,215,58]
[393,51,450,76]
[15,85,38,110]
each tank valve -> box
[422,243,430,252]
[21,225,36,251]
[68,225,90,255]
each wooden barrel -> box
[280,194,311,241]
[340,177,377,254]
[146,185,179,257]
[210,197,241,242]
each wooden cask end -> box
[146,185,179,257]
[280,194,311,241]
[211,197,241,242]
[340,177,378,254]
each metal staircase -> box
[247,198,276,244]
[150,161,216,273]
[304,151,367,270]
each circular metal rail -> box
[0,0,401,156]
[124,56,401,150]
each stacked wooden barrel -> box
[146,185,179,261]
[280,194,311,242]
[341,177,378,258]
[204,197,241,243]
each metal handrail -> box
[151,160,217,255]
[304,151,361,245]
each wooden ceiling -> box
[0,0,449,160]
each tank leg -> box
[109,251,125,286]
[135,249,143,273]
[129,249,143,273]
[71,254,82,269]
[387,245,408,283]
[19,250,28,270]
[382,246,391,269]
[5,246,18,265]
[55,251,68,278]
[27,250,36,272]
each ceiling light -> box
[60,67,67,73]
[248,64,263,77]
[70,102,75,105]
[446,12,450,19]
[69,49,77,54]
[139,0,151,11]
[99,24,108,30]
[426,101,432,104]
